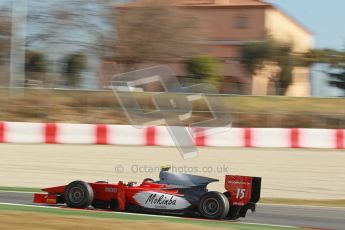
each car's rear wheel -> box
[198,191,229,219]
[64,180,94,209]
[223,191,240,220]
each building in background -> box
[101,0,313,96]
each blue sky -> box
[267,0,345,50]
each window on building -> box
[234,16,248,29]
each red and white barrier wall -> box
[0,122,344,149]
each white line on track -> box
[240,222,297,229]
[0,202,59,208]
[0,202,298,229]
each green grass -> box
[0,204,296,230]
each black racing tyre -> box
[91,181,109,209]
[64,180,94,209]
[223,192,240,220]
[198,191,229,219]
[227,206,241,220]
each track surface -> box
[1,145,345,199]
[0,191,344,229]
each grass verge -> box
[1,88,344,128]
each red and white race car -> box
[34,168,261,220]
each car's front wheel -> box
[198,191,229,219]
[64,180,94,209]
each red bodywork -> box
[225,175,253,206]
[34,180,181,210]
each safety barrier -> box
[0,122,343,149]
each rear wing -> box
[224,175,261,206]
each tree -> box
[300,49,345,67]
[240,39,294,95]
[0,8,11,86]
[61,53,87,87]
[25,50,48,82]
[25,50,47,73]
[26,0,116,58]
[239,40,273,75]
[115,0,201,67]
[0,8,11,65]
[273,44,294,95]
[329,71,345,92]
[301,48,345,95]
[185,55,220,87]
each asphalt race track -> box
[1,145,345,200]
[0,191,344,229]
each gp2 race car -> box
[34,168,261,220]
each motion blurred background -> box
[0,0,344,128]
